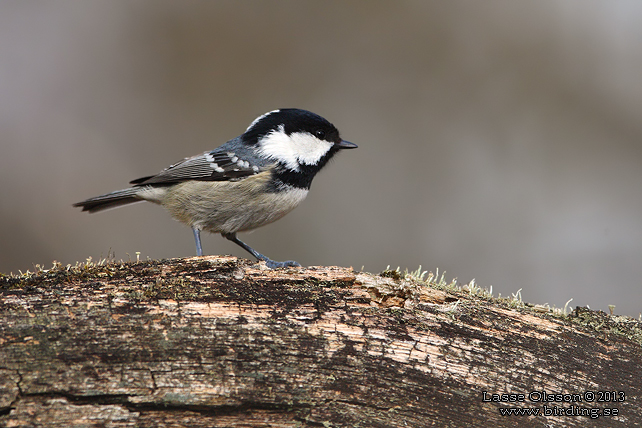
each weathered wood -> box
[1,256,641,427]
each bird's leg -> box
[222,232,300,269]
[193,227,203,256]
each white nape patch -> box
[258,125,333,171]
[245,109,280,132]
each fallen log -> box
[1,256,640,427]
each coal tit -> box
[73,108,357,268]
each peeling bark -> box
[1,256,641,427]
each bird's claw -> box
[265,259,301,269]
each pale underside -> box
[136,171,309,234]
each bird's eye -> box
[315,129,326,139]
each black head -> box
[243,109,341,145]
[242,108,357,189]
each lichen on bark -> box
[1,256,640,427]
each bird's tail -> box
[73,188,143,213]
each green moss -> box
[569,306,642,347]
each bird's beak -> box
[335,140,358,149]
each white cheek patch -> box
[289,132,334,165]
[258,126,333,171]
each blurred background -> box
[1,1,641,316]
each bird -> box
[73,108,357,268]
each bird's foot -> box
[264,259,301,269]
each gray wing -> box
[130,144,271,186]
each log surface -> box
[1,256,641,427]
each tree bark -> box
[1,256,640,427]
